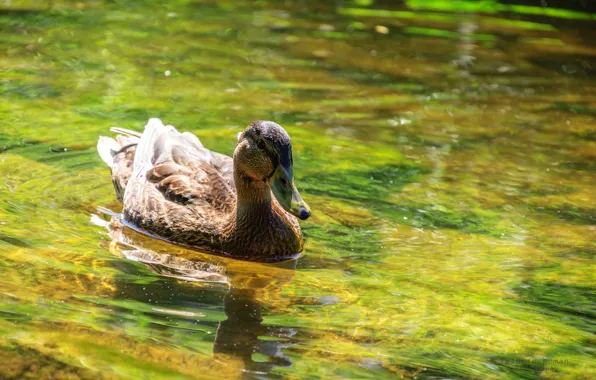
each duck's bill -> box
[288,187,311,220]
[270,166,311,220]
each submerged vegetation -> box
[0,0,595,378]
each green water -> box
[1,0,595,378]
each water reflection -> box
[215,287,296,375]
[98,213,298,377]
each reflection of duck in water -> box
[214,287,295,373]
[97,118,311,262]
[95,219,298,375]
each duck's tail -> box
[97,127,141,200]
[97,136,120,167]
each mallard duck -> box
[97,118,311,262]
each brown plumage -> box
[97,119,311,262]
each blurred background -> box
[0,1,595,379]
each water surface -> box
[1,0,595,378]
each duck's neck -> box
[222,170,299,259]
[233,173,273,222]
[224,170,275,241]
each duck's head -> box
[235,120,311,220]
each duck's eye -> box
[257,140,266,150]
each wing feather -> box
[125,118,236,214]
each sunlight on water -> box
[0,0,595,378]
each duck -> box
[97,118,311,262]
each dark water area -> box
[0,0,595,379]
[501,1,596,13]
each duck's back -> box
[98,119,236,248]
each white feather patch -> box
[97,136,120,167]
[132,118,169,179]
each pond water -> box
[1,0,595,378]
